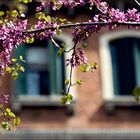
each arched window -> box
[99,31,140,107]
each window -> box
[99,31,140,106]
[110,37,140,96]
[12,40,66,109]
[12,34,76,110]
[14,40,65,97]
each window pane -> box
[109,37,140,95]
[26,72,40,96]
[14,40,65,97]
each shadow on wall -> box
[90,104,140,123]
[19,106,70,123]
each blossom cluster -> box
[0,94,9,104]
[66,47,87,67]
[72,7,140,43]
[0,19,27,75]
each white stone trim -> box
[99,30,140,101]
[55,34,77,99]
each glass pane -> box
[26,72,40,96]
[109,37,139,96]
[40,71,50,95]
[14,40,65,97]
[26,44,50,96]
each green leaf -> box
[12,58,17,62]
[8,112,16,118]
[6,108,11,113]
[61,96,66,105]
[67,94,73,103]
[14,117,21,125]
[6,67,12,73]
[19,56,25,62]
[12,71,19,80]
[22,0,32,3]
[61,94,73,105]
[82,42,87,48]
[19,66,25,73]
[59,18,67,22]
[57,48,64,57]
[2,121,10,130]
[35,12,45,20]
[0,11,4,17]
[64,80,69,85]
[56,28,62,35]
[133,87,140,101]
[0,19,3,24]
[11,10,19,18]
[80,65,87,72]
[44,15,51,22]
[25,37,34,43]
[76,80,82,85]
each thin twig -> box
[64,46,75,53]
[135,0,140,6]
[50,38,61,48]
[66,43,77,96]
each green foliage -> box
[14,117,21,126]
[44,15,51,22]
[35,12,45,20]
[52,0,63,10]
[65,79,70,85]
[133,87,140,101]
[11,10,19,18]
[2,121,10,131]
[61,94,73,105]
[0,106,21,131]
[0,11,4,17]
[76,80,82,85]
[6,108,16,118]
[82,42,88,48]
[80,63,98,72]
[25,37,34,44]
[57,48,65,56]
[6,56,25,80]
[56,28,62,35]
[80,64,87,72]
[14,0,32,4]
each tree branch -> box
[24,21,140,34]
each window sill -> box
[12,95,76,112]
[105,95,139,106]
[104,96,140,114]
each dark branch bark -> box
[24,21,140,34]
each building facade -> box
[1,0,140,139]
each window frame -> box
[99,30,140,106]
[12,34,77,110]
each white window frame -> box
[99,31,140,106]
